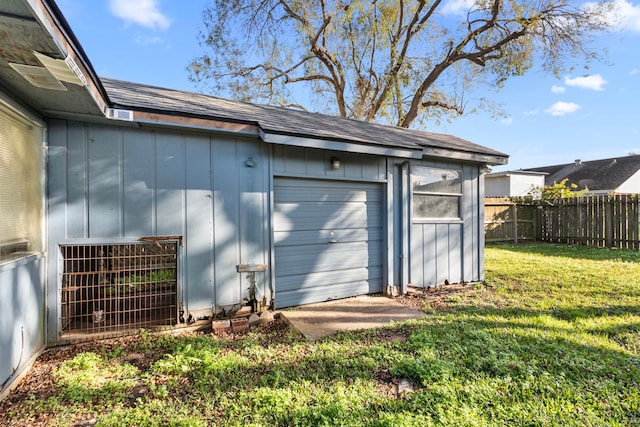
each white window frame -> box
[411,165,463,222]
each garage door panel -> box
[274,241,383,276]
[274,204,382,232]
[276,278,384,309]
[274,178,384,308]
[274,178,382,200]
[276,266,383,292]
[274,228,382,246]
[275,186,382,203]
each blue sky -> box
[56,0,640,171]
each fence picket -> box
[484,195,640,249]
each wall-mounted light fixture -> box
[330,156,341,170]
[245,157,256,168]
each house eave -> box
[421,146,509,166]
[30,0,110,114]
[260,129,424,159]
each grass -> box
[4,243,640,426]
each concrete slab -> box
[278,295,426,340]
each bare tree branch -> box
[191,0,612,129]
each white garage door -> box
[273,178,384,308]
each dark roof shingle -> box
[101,78,507,162]
[525,156,640,191]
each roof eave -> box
[421,146,509,166]
[28,0,110,115]
[260,129,424,159]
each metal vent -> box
[8,63,67,91]
[107,108,134,121]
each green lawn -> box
[4,244,640,426]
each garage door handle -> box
[329,239,338,243]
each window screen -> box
[412,166,462,220]
[0,106,43,262]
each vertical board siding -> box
[46,120,68,343]
[66,124,87,238]
[184,135,214,309]
[155,133,185,236]
[123,129,155,236]
[87,126,122,237]
[211,141,241,308]
[409,161,481,287]
[272,144,386,181]
[47,120,269,330]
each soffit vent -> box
[33,51,86,87]
[9,63,67,91]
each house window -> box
[0,106,43,263]
[412,166,462,220]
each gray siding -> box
[47,120,269,341]
[0,256,46,391]
[272,145,387,181]
[45,119,487,341]
[409,160,483,287]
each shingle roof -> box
[101,78,507,162]
[524,155,640,191]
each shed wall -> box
[272,144,387,181]
[0,256,45,395]
[47,120,269,342]
[409,160,483,286]
[45,119,488,341]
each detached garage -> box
[274,178,384,308]
[0,0,509,395]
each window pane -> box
[412,166,461,194]
[413,194,460,219]
[0,107,42,262]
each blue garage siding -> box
[409,160,483,287]
[46,120,270,342]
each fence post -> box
[605,196,613,248]
[512,203,518,244]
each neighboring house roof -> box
[524,156,640,192]
[102,78,508,164]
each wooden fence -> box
[484,195,640,249]
[484,198,537,243]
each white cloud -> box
[441,0,475,15]
[545,101,581,116]
[501,117,513,125]
[583,0,640,32]
[523,109,539,116]
[109,0,170,30]
[564,74,607,91]
[631,68,640,75]
[551,85,566,94]
[610,0,640,32]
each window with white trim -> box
[411,166,462,220]
[0,105,43,263]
